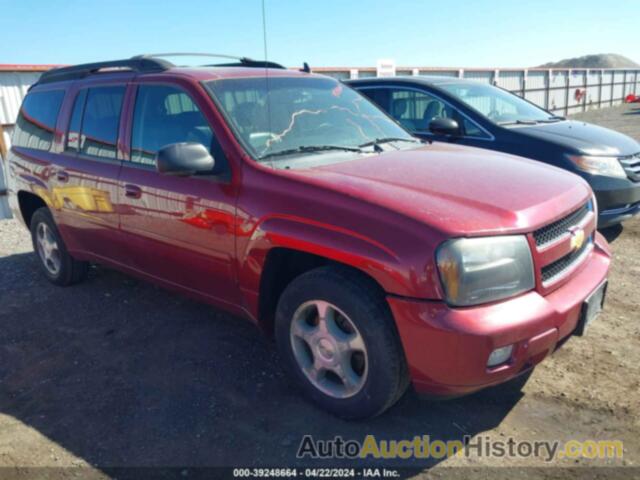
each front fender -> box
[237,212,438,320]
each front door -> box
[360,86,492,147]
[117,82,240,305]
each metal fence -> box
[313,67,640,116]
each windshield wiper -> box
[537,115,565,123]
[499,115,566,126]
[358,137,420,149]
[497,119,538,126]
[259,145,363,161]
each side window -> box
[387,88,450,132]
[462,118,485,138]
[13,90,65,151]
[66,89,87,152]
[387,88,489,139]
[80,86,125,160]
[131,85,214,166]
[358,88,390,111]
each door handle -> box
[56,170,69,183]
[124,184,142,199]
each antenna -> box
[261,0,274,167]
[261,0,269,63]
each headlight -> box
[436,236,535,307]
[567,155,627,179]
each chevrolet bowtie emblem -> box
[569,227,585,251]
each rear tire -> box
[30,207,88,286]
[275,265,409,419]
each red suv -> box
[6,54,610,418]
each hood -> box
[292,143,592,235]
[514,120,640,156]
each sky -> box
[1,0,638,68]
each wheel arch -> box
[256,247,391,336]
[239,215,406,334]
[17,190,48,228]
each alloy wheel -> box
[35,222,61,276]
[290,300,368,399]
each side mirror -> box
[429,118,460,137]
[156,143,215,176]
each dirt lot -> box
[0,104,639,479]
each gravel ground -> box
[571,103,640,139]
[0,104,639,479]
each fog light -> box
[487,345,514,367]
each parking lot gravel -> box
[0,104,639,478]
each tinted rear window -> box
[13,90,65,151]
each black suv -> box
[347,76,640,228]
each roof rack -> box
[207,60,286,69]
[134,53,286,69]
[36,57,172,85]
[34,53,286,86]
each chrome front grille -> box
[620,153,640,182]
[533,200,595,288]
[541,238,592,284]
[533,204,590,248]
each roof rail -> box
[134,53,286,69]
[34,53,286,86]
[35,57,172,85]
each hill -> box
[539,54,639,68]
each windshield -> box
[205,76,416,164]
[439,82,559,125]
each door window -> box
[131,85,213,166]
[389,89,449,132]
[362,87,489,139]
[80,86,125,159]
[66,89,87,152]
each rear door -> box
[117,79,241,305]
[52,80,128,262]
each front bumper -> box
[585,174,640,228]
[387,234,611,396]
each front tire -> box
[275,266,409,419]
[30,207,88,286]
